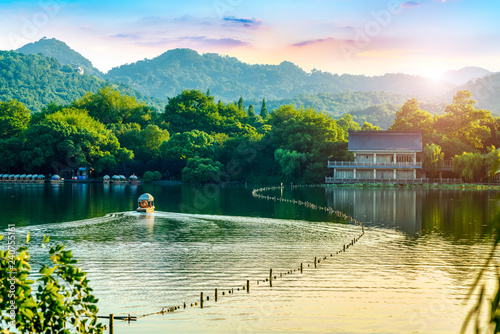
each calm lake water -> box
[1,183,499,333]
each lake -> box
[1,183,499,333]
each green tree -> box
[142,171,155,182]
[0,234,103,333]
[21,108,133,173]
[389,98,434,133]
[337,113,361,138]
[164,90,221,133]
[153,170,162,181]
[260,98,269,119]
[181,157,224,183]
[423,144,444,177]
[274,148,307,181]
[247,104,255,117]
[361,121,381,131]
[452,152,485,182]
[0,138,22,173]
[484,146,500,180]
[72,86,156,126]
[0,100,31,139]
[268,105,344,166]
[435,90,493,149]
[237,96,245,111]
[160,130,215,160]
[141,124,170,160]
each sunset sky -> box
[0,0,499,77]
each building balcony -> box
[325,177,461,184]
[328,161,423,168]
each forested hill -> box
[106,48,455,101]
[259,91,410,118]
[16,38,103,77]
[0,51,163,111]
[458,72,500,114]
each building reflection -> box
[326,188,422,235]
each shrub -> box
[0,234,103,333]
[153,171,162,181]
[142,171,155,182]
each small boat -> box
[129,174,140,184]
[50,174,63,184]
[137,193,155,213]
[103,175,110,183]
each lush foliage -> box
[3,86,499,183]
[452,152,485,182]
[16,38,103,77]
[21,108,132,173]
[423,144,444,177]
[0,100,31,139]
[390,91,499,159]
[107,48,454,102]
[181,157,224,183]
[0,234,103,333]
[0,51,163,112]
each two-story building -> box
[326,131,423,183]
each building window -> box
[357,170,373,179]
[376,170,393,179]
[396,170,413,179]
[376,155,393,164]
[335,170,354,179]
[355,155,373,163]
[396,155,414,163]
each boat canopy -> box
[111,175,120,180]
[51,174,61,180]
[119,175,126,180]
[103,175,110,180]
[38,175,45,179]
[138,193,154,202]
[129,175,138,180]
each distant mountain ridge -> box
[440,66,492,85]
[16,38,103,77]
[106,48,455,102]
[4,38,500,119]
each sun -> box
[415,61,448,80]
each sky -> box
[0,0,499,77]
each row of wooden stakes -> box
[102,185,365,332]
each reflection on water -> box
[326,187,500,240]
[326,188,422,234]
[2,184,500,333]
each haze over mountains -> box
[3,38,500,127]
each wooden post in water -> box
[109,314,114,334]
[300,263,303,273]
[314,257,317,268]
[200,292,204,308]
[215,288,218,302]
[247,280,250,293]
[269,269,273,287]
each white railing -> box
[328,161,422,167]
[325,177,427,184]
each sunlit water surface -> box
[1,183,499,333]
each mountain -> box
[106,48,455,102]
[440,66,491,86]
[459,72,500,115]
[16,38,103,77]
[258,91,411,118]
[0,51,162,111]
